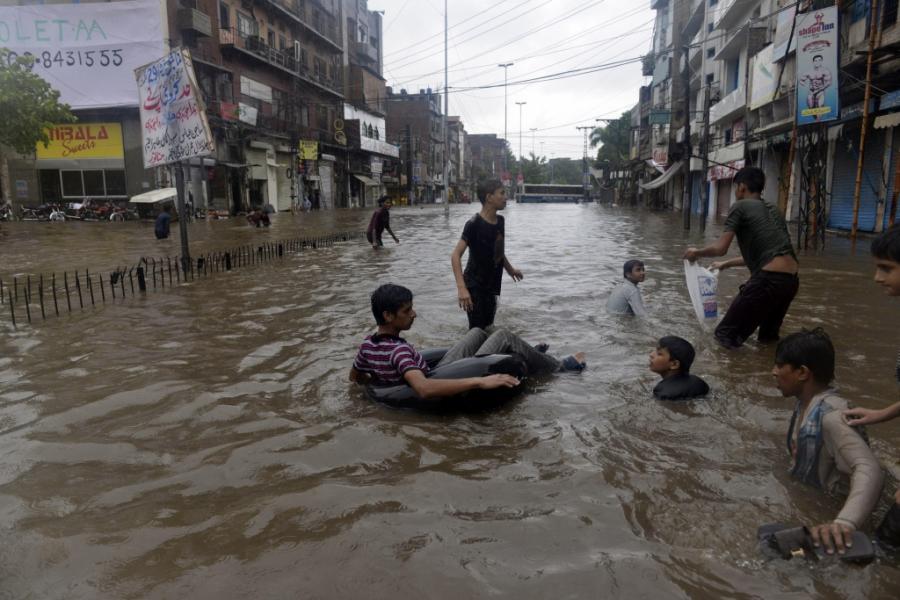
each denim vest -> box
[787,391,868,488]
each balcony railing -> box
[265,0,342,51]
[219,28,343,97]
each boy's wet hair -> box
[775,328,835,384]
[371,283,413,325]
[477,179,503,204]
[377,196,390,207]
[871,222,900,263]
[658,336,695,373]
[623,259,645,278]
[733,166,766,194]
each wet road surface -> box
[1,205,899,598]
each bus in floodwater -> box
[517,184,585,203]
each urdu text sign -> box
[135,48,215,168]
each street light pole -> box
[498,62,513,175]
[443,0,449,216]
[530,128,537,156]
[576,125,592,202]
[515,100,525,197]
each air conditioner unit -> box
[241,0,253,10]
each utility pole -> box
[498,62,513,175]
[515,100,526,196]
[576,125,592,202]
[443,0,450,215]
[851,0,880,240]
[406,124,413,205]
[681,40,692,231]
[531,127,537,156]
[700,83,711,231]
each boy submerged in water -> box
[606,259,648,317]
[774,329,886,555]
[649,336,709,400]
[350,284,585,399]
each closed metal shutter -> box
[828,126,884,231]
[717,180,732,216]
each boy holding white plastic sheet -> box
[774,329,885,555]
[683,166,799,349]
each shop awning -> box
[353,174,380,186]
[129,188,177,204]
[874,112,900,129]
[639,161,683,190]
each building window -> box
[83,170,105,196]
[709,0,717,5]
[219,1,230,29]
[267,30,275,48]
[317,105,329,131]
[105,170,126,196]
[707,22,714,33]
[705,73,714,85]
[236,12,257,38]
[279,34,287,50]
[885,0,899,27]
[706,47,715,58]
[61,170,83,197]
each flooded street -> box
[1,204,899,599]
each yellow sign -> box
[299,140,318,160]
[36,123,124,160]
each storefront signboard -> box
[36,123,123,159]
[299,140,318,160]
[0,0,165,109]
[796,7,840,125]
[135,48,215,168]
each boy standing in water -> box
[774,329,884,555]
[843,223,900,545]
[367,196,399,249]
[684,166,799,349]
[451,179,522,329]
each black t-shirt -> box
[653,373,710,400]
[461,213,505,295]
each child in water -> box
[649,336,709,400]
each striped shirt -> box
[353,334,429,385]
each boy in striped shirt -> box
[350,284,521,398]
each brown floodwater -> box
[1,204,898,599]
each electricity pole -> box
[516,100,526,196]
[498,62,513,175]
[681,40,692,231]
[443,0,449,216]
[576,125,592,202]
[531,128,537,156]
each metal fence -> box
[0,230,365,327]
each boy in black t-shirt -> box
[451,179,523,329]
[649,336,710,400]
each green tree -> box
[589,111,632,167]
[547,158,583,185]
[520,152,546,183]
[0,49,75,206]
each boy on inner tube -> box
[349,284,586,400]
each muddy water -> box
[1,205,898,599]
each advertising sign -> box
[36,123,123,160]
[135,48,215,168]
[750,45,778,110]
[796,8,840,125]
[773,5,798,60]
[0,0,165,109]
[299,140,318,160]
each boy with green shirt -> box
[684,166,799,349]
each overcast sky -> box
[371,0,656,160]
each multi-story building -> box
[341,0,398,207]
[467,134,509,185]
[632,0,690,209]
[447,116,472,202]
[385,87,444,204]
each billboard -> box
[135,48,215,168]
[796,8,839,125]
[36,123,123,160]
[749,45,778,110]
[0,0,165,109]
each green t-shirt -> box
[723,198,797,275]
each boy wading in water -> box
[684,166,799,349]
[367,196,399,249]
[451,179,522,329]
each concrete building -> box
[385,87,444,204]
[467,134,509,185]
[341,0,398,208]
